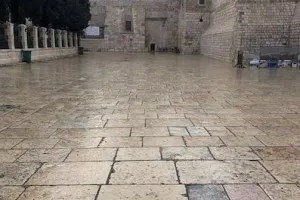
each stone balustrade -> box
[3,22,78,50]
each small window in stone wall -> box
[125,21,132,32]
[199,0,205,5]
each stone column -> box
[68,32,74,47]
[62,30,68,47]
[74,33,78,47]
[39,27,47,48]
[32,26,39,48]
[19,24,28,49]
[49,28,55,48]
[6,22,15,49]
[56,30,62,48]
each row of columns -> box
[6,22,78,50]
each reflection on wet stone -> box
[0,52,299,199]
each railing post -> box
[63,30,68,47]
[6,22,15,49]
[56,30,62,48]
[74,33,78,47]
[32,26,39,48]
[19,24,28,49]
[39,27,47,48]
[49,28,55,48]
[68,32,74,47]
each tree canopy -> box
[0,0,91,32]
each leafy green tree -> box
[0,0,10,22]
[62,0,91,32]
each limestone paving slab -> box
[51,128,130,138]
[210,147,260,160]
[247,118,297,127]
[26,162,112,185]
[66,148,117,161]
[51,119,106,128]
[105,119,145,127]
[258,126,300,136]
[224,184,271,200]
[18,185,99,200]
[0,186,25,200]
[252,147,300,160]
[146,119,193,127]
[220,136,265,146]
[17,149,71,163]
[116,147,160,161]
[191,119,251,127]
[100,137,142,147]
[109,161,178,184]
[227,126,266,136]
[131,127,169,136]
[184,137,224,147]
[261,160,300,183]
[187,127,210,136]
[0,150,26,162]
[98,185,188,200]
[256,135,300,146]
[261,184,300,200]
[54,137,102,148]
[0,128,55,138]
[13,139,59,149]
[143,137,185,147]
[205,127,234,136]
[187,185,230,200]
[176,160,276,184]
[162,147,213,160]
[169,127,190,136]
[0,139,23,149]
[0,163,41,185]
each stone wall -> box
[84,0,300,63]
[236,0,298,61]
[84,0,180,52]
[200,0,237,62]
[0,48,77,66]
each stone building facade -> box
[82,0,300,63]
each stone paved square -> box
[0,163,41,185]
[177,161,276,184]
[109,161,178,184]
[261,161,300,183]
[26,162,112,185]
[162,147,213,160]
[0,186,25,200]
[66,148,117,162]
[54,137,102,148]
[116,147,161,161]
[18,185,99,200]
[0,150,26,162]
[98,185,188,200]
[0,52,300,199]
[261,184,300,200]
[210,147,260,160]
[224,184,271,200]
[143,136,185,147]
[17,149,71,163]
[100,137,142,147]
[187,185,229,200]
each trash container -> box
[78,47,84,55]
[22,50,32,63]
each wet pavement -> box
[0,52,300,199]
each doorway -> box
[150,43,156,52]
